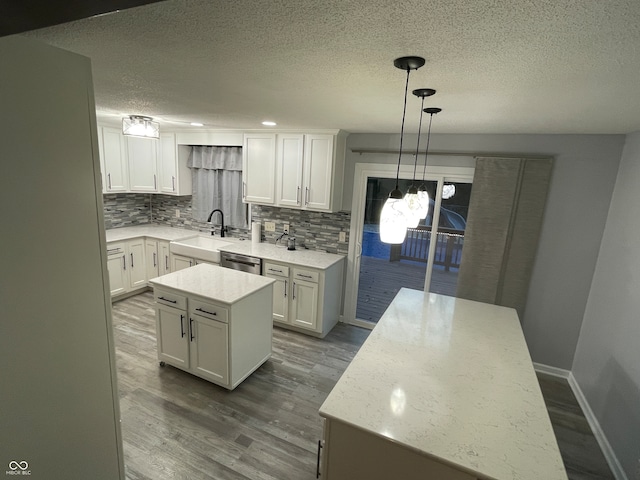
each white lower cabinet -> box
[153,282,272,390]
[263,260,342,337]
[106,239,146,296]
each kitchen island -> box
[149,263,275,390]
[319,288,567,480]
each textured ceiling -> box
[22,0,640,134]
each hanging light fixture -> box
[380,56,425,244]
[122,115,160,139]
[416,107,442,220]
[404,88,435,228]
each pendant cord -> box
[420,112,435,182]
[395,68,411,190]
[412,97,426,186]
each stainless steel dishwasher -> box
[220,251,262,275]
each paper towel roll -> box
[251,222,261,245]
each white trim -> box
[343,162,474,326]
[534,363,628,480]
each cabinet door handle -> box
[293,282,296,299]
[158,296,177,304]
[284,280,288,298]
[297,186,301,204]
[122,255,126,270]
[153,174,157,190]
[305,187,310,206]
[316,440,323,478]
[172,175,175,191]
[242,182,246,199]
[107,173,112,190]
[189,260,193,266]
[131,253,134,268]
[189,318,195,341]
[153,252,157,267]
[165,255,169,270]
[195,307,217,316]
[180,314,185,338]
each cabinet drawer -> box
[107,242,125,256]
[190,299,229,323]
[154,289,187,310]
[264,262,289,278]
[293,268,319,283]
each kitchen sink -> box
[170,235,233,263]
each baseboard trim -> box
[533,362,628,480]
[566,372,628,480]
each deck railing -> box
[390,226,465,271]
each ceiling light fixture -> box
[379,56,425,245]
[262,121,277,126]
[404,88,435,228]
[417,107,442,220]
[122,115,159,139]
[190,122,204,127]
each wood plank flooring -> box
[112,292,614,480]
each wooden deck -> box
[356,255,459,323]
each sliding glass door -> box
[347,164,474,327]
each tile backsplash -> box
[103,194,351,254]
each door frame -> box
[344,162,475,328]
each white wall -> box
[572,131,640,479]
[344,133,624,369]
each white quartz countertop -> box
[105,226,344,270]
[106,225,197,243]
[319,288,567,480]
[149,263,274,305]
[219,242,344,270]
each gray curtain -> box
[456,157,553,319]
[188,146,246,228]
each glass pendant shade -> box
[417,185,430,219]
[403,185,421,228]
[122,115,159,138]
[380,189,409,244]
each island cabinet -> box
[319,289,568,480]
[150,264,275,390]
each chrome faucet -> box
[207,209,227,237]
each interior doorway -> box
[344,163,474,328]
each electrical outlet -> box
[265,222,275,232]
[175,209,180,218]
[283,223,290,234]
[339,231,346,242]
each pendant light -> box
[404,88,435,228]
[417,107,442,220]
[380,56,425,244]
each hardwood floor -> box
[112,292,614,480]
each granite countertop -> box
[319,288,567,480]
[149,263,274,305]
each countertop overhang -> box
[319,288,567,480]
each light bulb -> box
[380,189,409,244]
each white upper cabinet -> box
[100,126,128,193]
[159,133,192,195]
[302,134,334,211]
[246,131,346,212]
[276,134,305,207]
[242,133,276,204]
[127,136,158,192]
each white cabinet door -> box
[242,133,276,204]
[189,315,229,385]
[106,247,127,296]
[127,239,147,288]
[171,254,194,272]
[102,127,128,192]
[127,136,158,192]
[156,304,189,368]
[268,275,289,324]
[158,241,171,275]
[158,133,177,194]
[291,279,319,330]
[145,240,159,280]
[276,134,304,207]
[302,134,334,211]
